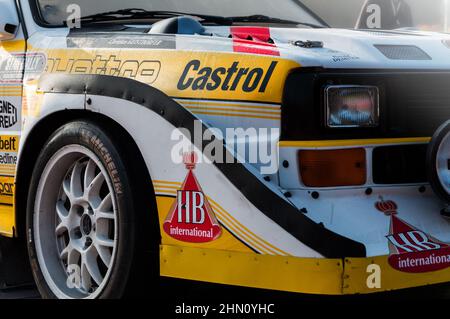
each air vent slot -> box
[374,45,431,60]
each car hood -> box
[201,26,450,69]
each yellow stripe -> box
[185,105,281,116]
[208,197,289,256]
[192,110,280,121]
[211,207,275,254]
[154,184,289,256]
[209,201,278,255]
[178,100,281,111]
[160,245,343,295]
[153,185,179,190]
[1,40,25,52]
[153,180,183,186]
[279,137,431,148]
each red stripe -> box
[230,26,280,56]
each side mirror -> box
[0,0,19,41]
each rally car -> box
[1,0,450,299]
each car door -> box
[0,0,25,237]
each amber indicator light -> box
[299,148,366,187]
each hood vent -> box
[374,45,431,60]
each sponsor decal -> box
[0,53,47,83]
[231,27,280,56]
[331,54,360,63]
[42,49,298,102]
[0,176,14,205]
[178,60,278,93]
[376,198,450,273]
[67,35,176,49]
[163,152,221,243]
[0,136,18,152]
[46,56,161,85]
[0,100,18,129]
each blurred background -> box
[303,0,449,31]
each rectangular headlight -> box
[325,85,380,128]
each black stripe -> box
[37,73,366,258]
[155,194,177,199]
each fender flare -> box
[37,73,366,258]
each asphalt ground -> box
[1,277,449,300]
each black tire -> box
[427,120,450,204]
[26,120,152,299]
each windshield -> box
[36,0,326,26]
[303,0,450,32]
[35,0,450,32]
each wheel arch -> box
[15,109,161,248]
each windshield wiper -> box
[78,9,232,25]
[77,9,326,29]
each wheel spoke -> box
[84,159,97,192]
[61,244,80,265]
[55,221,67,236]
[56,201,69,221]
[63,179,72,202]
[97,193,112,213]
[96,211,115,222]
[70,161,84,199]
[81,260,92,293]
[96,235,115,248]
[96,244,112,267]
[68,247,80,266]
[60,245,70,260]
[87,173,105,205]
[84,248,103,286]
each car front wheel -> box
[26,121,140,299]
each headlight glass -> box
[325,85,380,128]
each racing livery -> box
[1,0,450,298]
